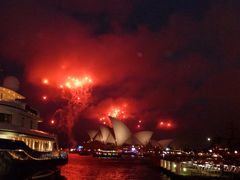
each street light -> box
[207,137,211,142]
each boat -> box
[0,86,68,177]
[93,149,121,158]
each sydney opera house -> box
[87,117,153,147]
[85,117,173,150]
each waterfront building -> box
[0,86,68,176]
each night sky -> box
[0,0,240,147]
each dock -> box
[152,158,240,179]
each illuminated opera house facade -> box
[87,117,162,147]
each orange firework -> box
[50,119,55,125]
[42,78,49,85]
[43,75,93,146]
[59,76,93,104]
[108,106,127,119]
[98,104,128,126]
[42,95,47,100]
[157,119,175,129]
[136,119,143,129]
[63,76,92,89]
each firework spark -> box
[157,119,175,129]
[60,76,93,105]
[42,75,93,146]
[42,95,47,100]
[136,119,143,129]
[42,78,49,85]
[50,119,55,124]
[98,104,128,126]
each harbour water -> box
[60,154,170,180]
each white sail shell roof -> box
[150,140,159,146]
[158,139,173,148]
[94,131,103,142]
[99,125,116,144]
[109,116,131,146]
[91,126,116,144]
[134,131,153,146]
[124,136,133,145]
[87,130,98,141]
[106,132,116,144]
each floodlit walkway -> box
[157,159,240,178]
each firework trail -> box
[43,76,93,146]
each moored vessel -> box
[0,86,68,176]
[93,149,121,157]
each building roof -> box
[0,87,25,101]
[92,125,116,144]
[87,130,98,141]
[109,116,132,146]
[99,125,110,144]
[88,117,154,146]
[134,131,153,146]
[158,139,173,148]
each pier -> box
[152,158,240,178]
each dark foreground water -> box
[60,154,170,180]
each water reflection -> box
[0,168,62,180]
[61,154,170,180]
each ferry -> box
[93,149,121,158]
[0,86,68,176]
